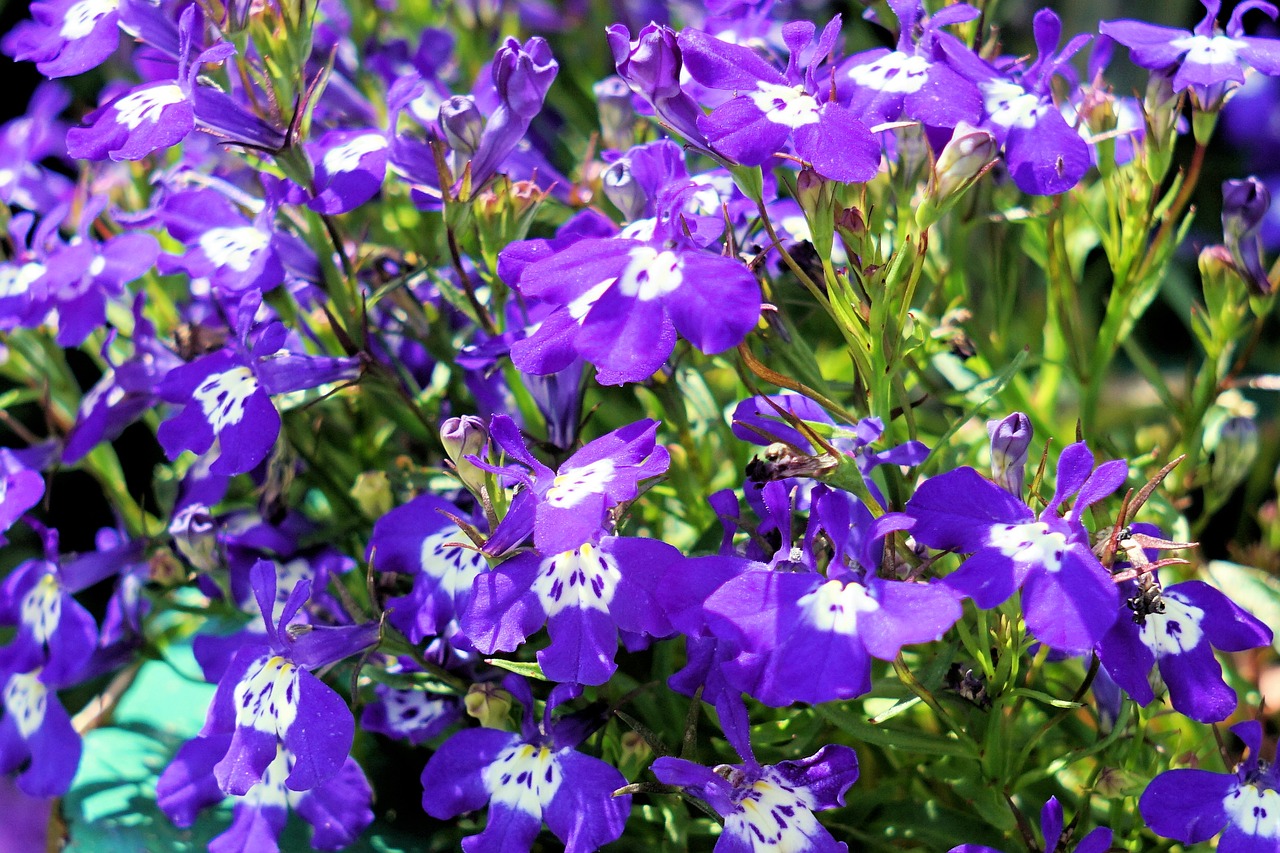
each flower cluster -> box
[0,0,1277,851]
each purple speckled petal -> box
[459,554,543,654]
[697,95,791,167]
[421,727,520,819]
[792,104,880,183]
[576,279,675,384]
[465,802,543,853]
[1173,581,1274,652]
[771,744,859,810]
[538,605,618,685]
[282,669,353,792]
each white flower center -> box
[482,743,562,816]
[987,521,1068,571]
[1224,783,1280,839]
[419,528,487,599]
[532,543,622,617]
[847,52,931,95]
[726,775,822,850]
[1171,34,1245,66]
[321,134,387,175]
[193,366,260,434]
[20,574,62,645]
[60,0,117,39]
[748,82,821,128]
[617,247,683,302]
[233,655,300,735]
[1138,591,1206,656]
[198,226,269,273]
[980,80,1047,130]
[243,747,300,809]
[797,579,880,635]
[545,459,617,508]
[3,670,49,739]
[114,84,185,130]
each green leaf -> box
[483,658,549,680]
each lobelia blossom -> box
[949,796,1111,853]
[1101,0,1280,110]
[461,535,677,685]
[367,493,490,646]
[905,440,1127,654]
[0,662,82,797]
[1140,719,1280,851]
[421,677,630,852]
[306,128,389,215]
[0,84,74,213]
[837,0,983,130]
[180,560,378,797]
[0,449,44,546]
[158,743,374,853]
[679,17,882,183]
[652,698,859,853]
[986,411,1033,496]
[472,414,670,556]
[938,8,1093,195]
[469,36,559,190]
[699,487,960,705]
[3,0,122,78]
[504,185,761,385]
[1095,536,1272,723]
[157,188,287,295]
[65,7,234,161]
[156,295,362,477]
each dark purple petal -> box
[459,554,543,654]
[697,95,791,166]
[942,548,1020,609]
[295,757,375,850]
[1172,581,1274,652]
[577,279,676,384]
[771,744,859,810]
[906,467,1033,551]
[537,605,618,685]
[679,28,788,90]
[1160,642,1238,723]
[157,734,234,826]
[792,104,880,183]
[1096,616,1157,706]
[1005,110,1091,196]
[421,727,520,819]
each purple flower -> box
[0,450,44,546]
[905,441,1127,654]
[421,678,630,852]
[837,0,983,129]
[461,536,676,685]
[0,664,82,797]
[470,37,558,190]
[368,494,490,646]
[949,796,1111,853]
[475,414,669,556]
[701,489,959,705]
[191,560,377,796]
[306,129,389,215]
[652,699,859,852]
[158,741,374,853]
[506,195,761,385]
[157,298,362,477]
[1101,0,1280,108]
[157,188,287,295]
[939,9,1092,194]
[1141,719,1280,851]
[1097,569,1272,722]
[679,18,881,183]
[3,0,122,78]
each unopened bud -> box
[441,415,489,493]
[602,158,646,221]
[439,95,485,157]
[1209,415,1259,493]
[918,122,997,229]
[796,168,825,211]
[465,683,513,729]
[169,504,220,573]
[987,412,1033,496]
[594,75,636,151]
[1222,177,1273,294]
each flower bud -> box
[439,95,485,157]
[606,22,707,146]
[1222,176,1273,295]
[602,158,646,221]
[465,683,513,729]
[1209,415,1259,494]
[594,75,636,151]
[917,122,997,229]
[987,412,1033,497]
[441,415,489,494]
[169,503,220,573]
